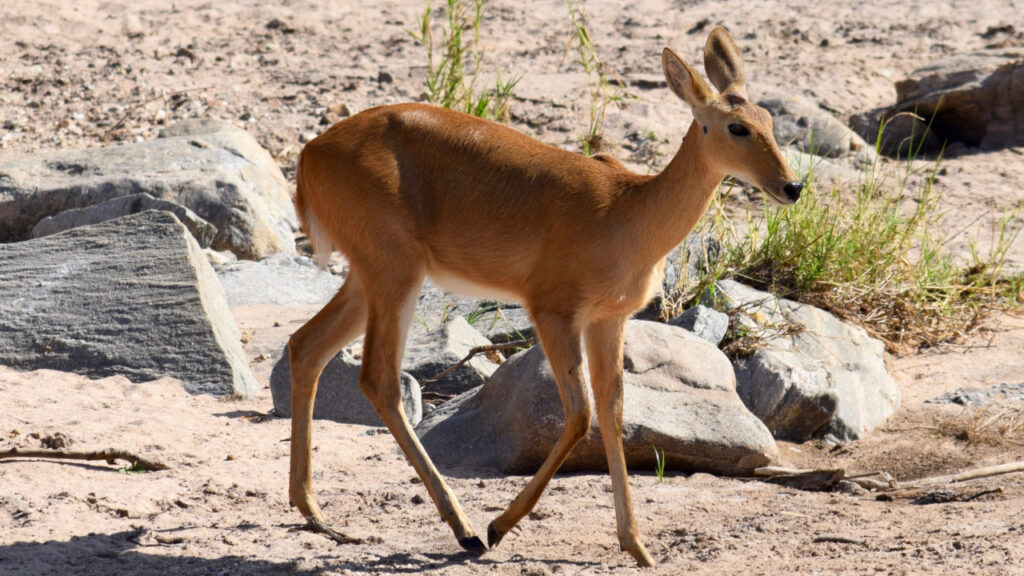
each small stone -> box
[327,102,351,117]
[265,18,296,33]
[837,480,868,496]
[668,305,729,346]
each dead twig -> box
[910,487,1003,505]
[0,447,170,471]
[421,338,535,386]
[754,466,846,491]
[812,535,865,545]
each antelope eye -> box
[728,123,750,137]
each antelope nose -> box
[783,181,803,202]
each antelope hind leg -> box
[289,272,368,542]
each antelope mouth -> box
[765,180,803,205]
[765,189,797,206]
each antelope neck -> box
[627,121,724,263]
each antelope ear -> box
[703,26,747,98]
[662,47,713,109]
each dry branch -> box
[812,535,865,545]
[894,461,1024,492]
[754,461,1024,495]
[0,447,170,471]
[420,338,535,386]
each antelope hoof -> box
[625,543,656,568]
[303,516,363,545]
[486,521,506,548]
[458,536,488,554]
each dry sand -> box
[2,1,1024,574]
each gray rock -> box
[215,253,343,309]
[852,52,1024,155]
[270,348,422,427]
[0,211,258,397]
[663,233,721,296]
[32,192,217,247]
[849,110,942,157]
[714,280,900,441]
[759,95,875,162]
[404,316,500,397]
[668,305,729,346]
[0,118,296,259]
[416,320,777,475]
[925,382,1024,407]
[896,53,1024,149]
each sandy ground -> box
[3,1,1024,574]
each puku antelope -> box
[288,26,800,567]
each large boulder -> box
[416,320,777,475]
[759,94,874,162]
[270,349,422,427]
[0,211,258,397]
[214,253,343,309]
[668,304,729,346]
[713,280,900,441]
[0,118,296,259]
[32,192,217,248]
[852,52,1024,154]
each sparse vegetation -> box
[565,0,632,155]
[670,128,1024,354]
[409,0,520,121]
[940,405,1024,448]
[119,459,149,474]
[653,444,666,483]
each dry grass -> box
[939,405,1024,448]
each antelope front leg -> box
[488,312,590,549]
[585,317,655,567]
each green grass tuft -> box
[670,131,1023,353]
[566,0,632,156]
[653,445,666,483]
[409,0,520,121]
